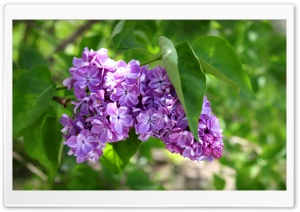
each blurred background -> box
[13,20,286,190]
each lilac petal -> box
[85,135,96,144]
[73,72,86,81]
[169,133,179,142]
[74,89,87,100]
[120,114,132,125]
[114,121,123,134]
[110,93,120,102]
[138,122,150,134]
[88,66,99,78]
[117,60,127,68]
[63,77,73,89]
[59,114,69,126]
[156,118,164,130]
[99,129,112,143]
[74,80,87,90]
[78,67,89,74]
[115,87,125,96]
[136,113,147,123]
[81,142,94,154]
[73,57,84,68]
[106,103,117,116]
[80,129,90,138]
[127,94,138,105]
[91,125,102,134]
[75,146,85,157]
[153,67,163,79]
[67,136,78,148]
[138,133,151,141]
[118,95,127,105]
[118,107,128,116]
[76,156,87,164]
[89,77,101,86]
[149,80,160,89]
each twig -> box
[140,55,162,66]
[54,20,98,53]
[52,96,71,108]
[56,86,68,91]
[13,151,48,182]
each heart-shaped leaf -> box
[13,65,56,137]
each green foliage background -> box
[13,20,286,190]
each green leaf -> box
[159,36,185,110]
[13,65,56,137]
[100,130,142,174]
[79,35,102,54]
[13,112,45,139]
[214,174,226,190]
[67,165,102,190]
[126,169,159,190]
[13,69,28,86]
[40,104,64,181]
[159,36,206,141]
[123,48,154,64]
[191,36,256,100]
[111,20,141,52]
[24,102,63,182]
[18,44,49,70]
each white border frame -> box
[3,3,294,207]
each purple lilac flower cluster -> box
[60,47,223,163]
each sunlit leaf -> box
[159,36,206,140]
[100,130,142,174]
[111,20,141,52]
[123,47,154,64]
[192,36,256,100]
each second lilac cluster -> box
[60,47,223,163]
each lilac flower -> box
[90,90,106,114]
[76,145,106,163]
[103,71,117,91]
[60,114,76,139]
[69,54,90,74]
[72,95,91,115]
[202,96,212,115]
[90,117,113,143]
[92,48,116,70]
[148,66,171,90]
[154,107,173,130]
[66,129,98,157]
[63,77,75,90]
[114,60,140,85]
[106,103,133,134]
[142,90,162,110]
[110,82,139,107]
[138,65,150,95]
[169,130,194,148]
[136,108,157,135]
[73,65,102,92]
[206,115,223,137]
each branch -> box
[54,20,98,53]
[13,151,48,182]
[52,96,71,108]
